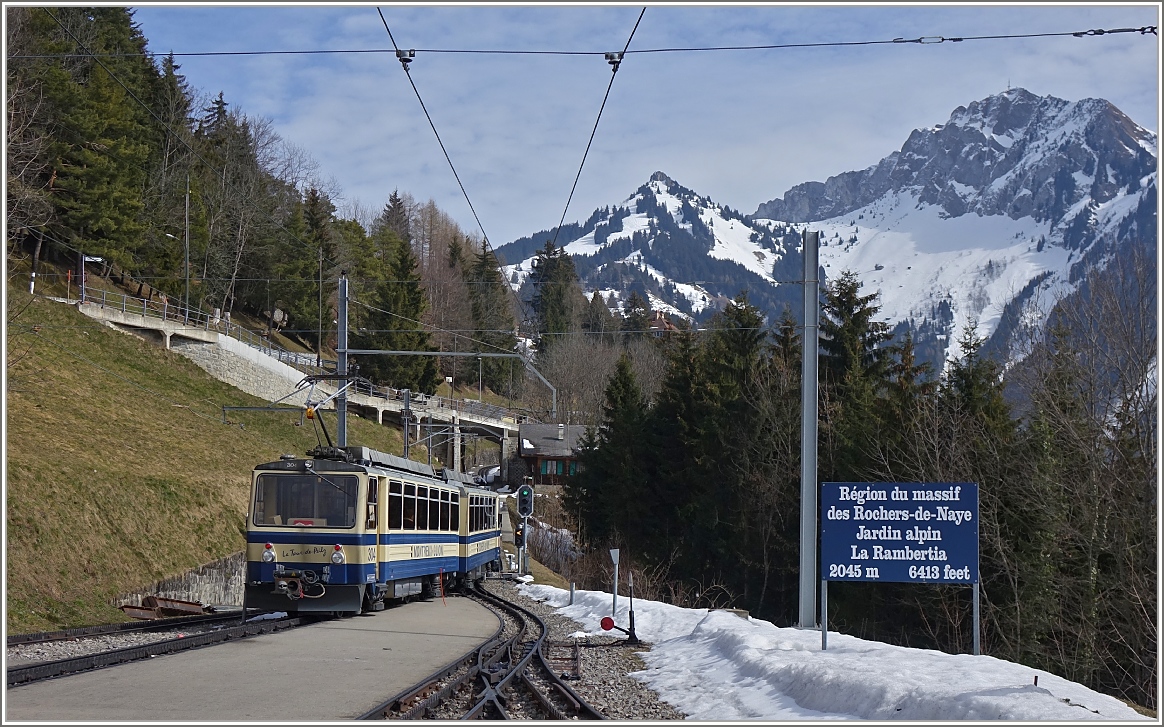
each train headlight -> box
[262,543,276,563]
[331,544,345,564]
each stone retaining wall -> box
[114,552,246,609]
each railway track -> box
[359,576,605,720]
[7,609,248,647]
[6,611,308,687]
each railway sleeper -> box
[396,677,454,719]
[553,682,581,712]
[518,670,568,720]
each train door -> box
[366,477,380,584]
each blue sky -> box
[128,3,1160,247]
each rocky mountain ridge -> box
[496,88,1157,368]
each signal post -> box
[516,482,534,575]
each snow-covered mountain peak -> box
[755,88,1156,229]
[497,89,1155,370]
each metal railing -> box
[76,286,526,425]
[346,378,524,425]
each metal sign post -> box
[821,578,828,650]
[610,548,620,618]
[627,570,640,644]
[799,229,820,628]
[522,515,530,575]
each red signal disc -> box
[600,616,614,631]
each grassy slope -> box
[5,275,428,633]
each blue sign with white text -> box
[820,482,979,584]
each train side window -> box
[403,484,416,530]
[429,490,440,532]
[440,490,450,531]
[388,481,402,529]
[451,494,460,532]
[416,486,429,530]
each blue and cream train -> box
[245,445,503,614]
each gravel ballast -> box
[483,578,687,720]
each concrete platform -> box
[5,595,498,721]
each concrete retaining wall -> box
[170,337,334,408]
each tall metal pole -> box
[317,247,323,368]
[402,389,411,459]
[337,273,348,447]
[799,229,820,628]
[184,173,190,318]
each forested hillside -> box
[6,6,519,398]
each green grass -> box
[5,259,434,633]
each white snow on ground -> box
[519,583,1150,722]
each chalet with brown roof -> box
[518,423,586,486]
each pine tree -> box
[47,8,156,268]
[352,228,438,393]
[375,189,412,246]
[467,246,518,394]
[880,330,936,477]
[621,290,651,339]
[643,328,708,566]
[820,270,892,387]
[694,294,767,584]
[567,354,650,546]
[819,270,893,481]
[583,291,617,344]
[529,242,585,355]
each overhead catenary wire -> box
[350,297,520,359]
[374,6,531,331]
[26,9,1145,351]
[548,7,645,253]
[9,24,1155,60]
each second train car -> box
[245,445,504,614]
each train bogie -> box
[246,446,502,615]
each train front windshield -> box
[253,473,359,528]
